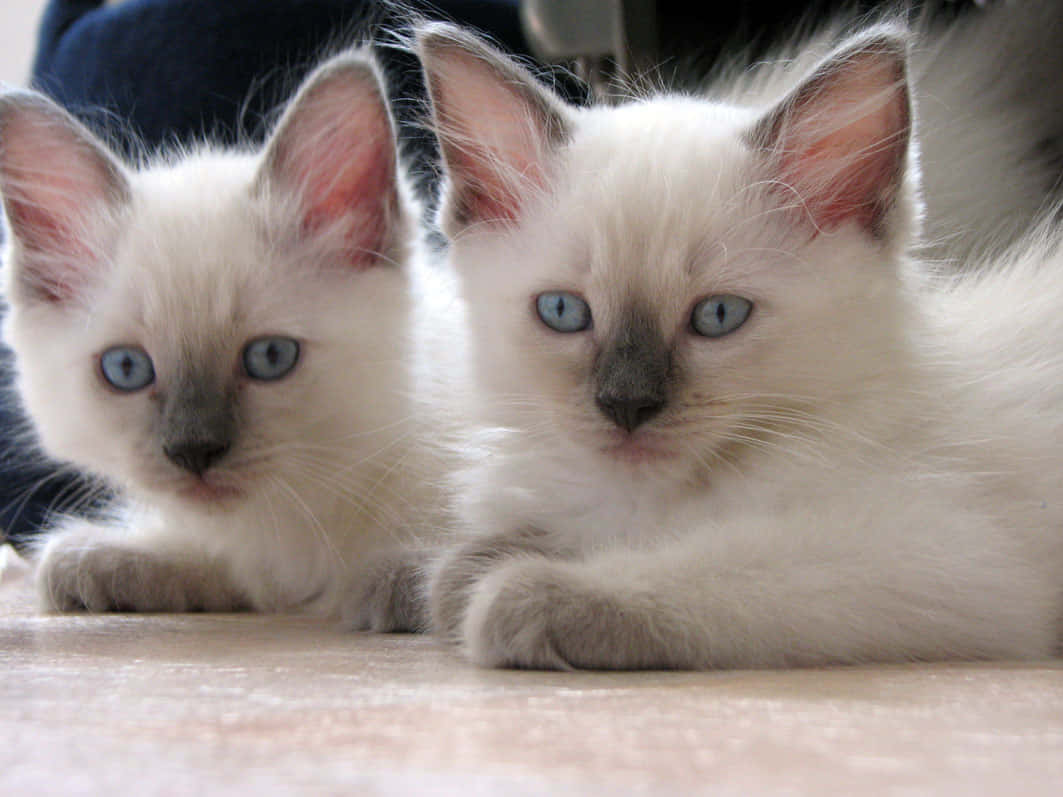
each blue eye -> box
[536,292,591,333]
[243,337,300,381]
[100,346,155,392]
[691,295,753,338]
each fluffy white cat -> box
[414,22,1063,669]
[0,49,455,619]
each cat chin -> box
[174,481,245,506]
[134,474,248,513]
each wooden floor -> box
[2,545,1062,795]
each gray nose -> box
[164,441,231,476]
[593,306,671,434]
[595,393,665,432]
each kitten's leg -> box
[461,518,1057,670]
[342,547,434,632]
[428,526,573,641]
[35,520,250,613]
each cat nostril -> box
[596,394,665,433]
[164,441,231,477]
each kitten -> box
[0,49,449,618]
[414,22,1063,669]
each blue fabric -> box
[30,1,528,151]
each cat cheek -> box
[0,93,131,306]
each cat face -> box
[420,25,917,483]
[0,53,415,513]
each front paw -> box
[342,550,430,632]
[463,559,670,671]
[36,536,243,613]
[429,526,565,641]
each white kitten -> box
[0,50,451,619]
[416,23,1063,669]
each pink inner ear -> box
[445,128,547,227]
[296,116,396,264]
[6,200,90,303]
[0,106,122,303]
[770,48,909,236]
[266,69,399,269]
[8,189,80,251]
[425,40,560,230]
[780,108,905,232]
[447,145,522,227]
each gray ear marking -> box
[0,89,131,304]
[416,22,571,236]
[254,49,403,268]
[748,28,912,239]
[416,22,570,145]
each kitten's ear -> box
[417,23,571,237]
[0,91,130,304]
[750,30,911,239]
[257,51,401,268]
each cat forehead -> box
[567,97,760,231]
[579,95,755,145]
[102,153,296,333]
[554,98,772,293]
[132,151,259,228]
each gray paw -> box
[36,538,247,613]
[463,558,673,670]
[342,550,430,632]
[429,526,566,642]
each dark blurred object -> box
[521,1,989,93]
[29,1,531,154]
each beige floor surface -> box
[2,546,1062,795]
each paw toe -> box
[463,561,579,671]
[344,555,428,633]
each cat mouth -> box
[176,479,245,505]
[600,434,677,466]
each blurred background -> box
[0,1,47,86]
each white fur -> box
[912,0,1063,261]
[420,22,1063,669]
[1,52,464,617]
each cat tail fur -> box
[681,1,1063,264]
[911,0,1063,263]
